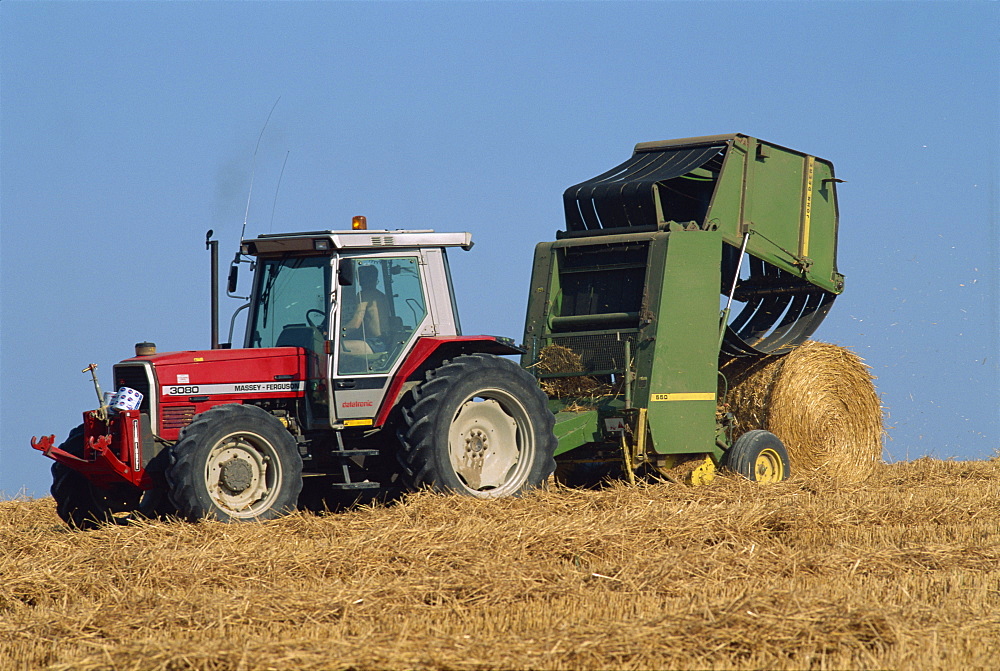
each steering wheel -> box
[306,309,326,330]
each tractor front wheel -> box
[51,425,142,529]
[723,429,791,483]
[398,354,557,498]
[166,404,303,522]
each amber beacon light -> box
[352,215,367,230]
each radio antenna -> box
[270,150,290,233]
[239,96,281,243]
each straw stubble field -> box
[2,458,999,670]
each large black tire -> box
[723,429,791,483]
[137,487,179,521]
[165,404,303,522]
[50,424,142,529]
[398,353,557,498]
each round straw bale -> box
[720,341,884,481]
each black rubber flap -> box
[563,145,724,232]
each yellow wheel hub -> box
[753,448,785,483]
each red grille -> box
[161,405,196,430]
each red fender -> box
[374,336,522,427]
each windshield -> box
[248,255,330,350]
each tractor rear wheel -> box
[723,429,791,483]
[398,353,557,498]
[51,424,142,529]
[166,404,303,522]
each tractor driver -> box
[341,264,392,354]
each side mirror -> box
[227,264,239,294]
[338,259,355,286]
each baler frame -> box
[523,133,845,481]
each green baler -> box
[521,134,844,484]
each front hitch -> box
[32,409,153,489]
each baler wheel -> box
[723,429,790,483]
[50,424,142,529]
[166,404,303,522]
[398,354,557,498]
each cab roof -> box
[242,229,474,256]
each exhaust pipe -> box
[206,230,219,350]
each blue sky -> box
[2,1,997,497]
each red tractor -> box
[33,220,557,527]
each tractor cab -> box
[238,222,474,429]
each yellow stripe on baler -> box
[801,155,815,258]
[650,392,716,402]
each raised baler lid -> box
[563,137,736,232]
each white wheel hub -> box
[448,399,519,491]
[205,433,278,516]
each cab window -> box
[248,256,329,352]
[338,257,426,374]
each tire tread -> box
[166,404,302,522]
[397,354,556,495]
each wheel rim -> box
[204,431,283,518]
[447,389,534,496]
[753,447,785,483]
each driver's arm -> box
[345,299,367,331]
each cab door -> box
[329,254,430,425]
[246,254,333,425]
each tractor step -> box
[325,430,383,490]
[332,448,381,458]
[327,481,381,490]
